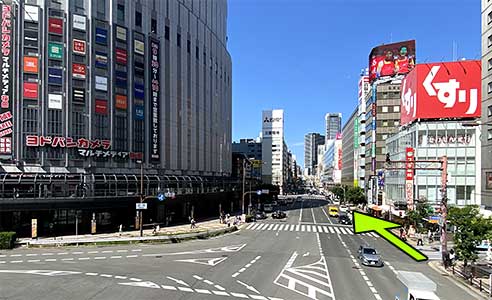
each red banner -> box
[401,60,481,125]
[48,17,63,34]
[95,99,108,115]
[73,39,86,55]
[405,147,415,180]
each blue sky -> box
[228,0,480,168]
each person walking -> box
[119,224,123,236]
[190,217,196,229]
[416,232,423,246]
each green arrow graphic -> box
[352,211,428,262]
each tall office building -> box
[481,0,492,207]
[0,0,232,234]
[304,132,324,176]
[262,109,287,192]
[325,113,342,142]
[341,109,357,186]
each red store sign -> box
[115,48,127,64]
[73,39,86,55]
[48,17,63,34]
[405,147,415,181]
[23,82,38,99]
[26,135,111,150]
[0,2,13,155]
[72,63,86,79]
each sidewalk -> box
[428,261,490,300]
[17,219,237,247]
[390,228,448,252]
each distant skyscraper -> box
[304,133,325,176]
[325,113,342,141]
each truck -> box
[395,271,440,300]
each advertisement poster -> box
[95,76,108,91]
[24,5,39,22]
[23,56,38,73]
[48,67,63,85]
[116,26,127,41]
[73,88,85,104]
[115,48,127,64]
[95,100,108,115]
[0,0,13,155]
[95,27,108,44]
[368,40,416,83]
[115,94,127,110]
[73,39,86,55]
[72,63,86,79]
[48,94,62,110]
[48,17,63,34]
[400,60,481,126]
[23,82,38,99]
[72,14,86,31]
[405,147,415,210]
[134,39,144,55]
[48,42,63,59]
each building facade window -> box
[488,105,492,117]
[165,25,170,40]
[135,11,142,27]
[151,18,157,33]
[117,4,125,23]
[177,33,181,47]
[488,82,492,94]
[96,0,106,18]
[488,35,492,47]
[382,106,388,113]
[393,105,400,112]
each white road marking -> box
[161,285,177,290]
[130,278,142,282]
[231,292,248,298]
[88,251,99,254]
[250,295,268,300]
[102,250,113,253]
[290,225,295,231]
[26,254,37,257]
[27,259,40,263]
[267,224,275,230]
[110,256,122,259]
[100,274,112,278]
[193,275,203,280]
[175,256,227,266]
[178,287,194,292]
[45,259,56,262]
[0,255,5,258]
[328,227,335,234]
[42,253,54,256]
[94,257,106,260]
[212,291,229,296]
[273,224,279,231]
[126,255,138,258]
[73,252,83,255]
[115,276,127,279]
[339,228,347,234]
[295,224,300,231]
[117,250,128,253]
[311,208,317,224]
[11,260,23,263]
[334,227,341,234]
[78,257,90,261]
[166,276,190,287]
[232,272,240,278]
[195,289,211,294]
[62,258,74,261]
[131,249,142,252]
[10,254,21,257]
[215,285,225,291]
[57,252,68,256]
[85,273,98,276]
[298,200,303,224]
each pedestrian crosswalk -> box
[245,223,379,238]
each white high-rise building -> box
[325,113,342,143]
[261,109,286,192]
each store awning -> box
[47,167,69,174]
[1,165,21,173]
[23,166,46,173]
[371,205,382,211]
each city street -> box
[0,197,477,300]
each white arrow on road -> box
[143,244,246,257]
[166,276,190,287]
[175,256,228,266]
[236,280,260,294]
[119,281,161,289]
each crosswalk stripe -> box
[346,228,354,234]
[250,224,259,230]
[312,226,317,232]
[306,225,311,232]
[334,227,341,234]
[246,224,255,230]
[290,225,295,231]
[278,224,285,231]
[339,228,347,234]
[328,227,335,234]
[370,232,378,238]
[323,226,329,233]
[268,224,275,230]
[301,225,306,232]
[317,226,323,233]
[273,224,279,231]
[296,225,300,231]
[257,224,266,230]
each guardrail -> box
[450,264,492,296]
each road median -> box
[18,225,238,248]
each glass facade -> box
[385,121,481,207]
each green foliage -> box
[448,206,492,265]
[406,198,432,230]
[345,187,366,205]
[0,232,16,249]
[329,185,346,201]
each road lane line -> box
[28,259,40,262]
[311,208,317,224]
[131,249,142,252]
[11,260,23,263]
[193,275,203,280]
[0,255,6,258]
[250,296,268,300]
[44,259,56,262]
[25,254,37,257]
[41,253,54,256]
[214,285,225,291]
[232,272,240,278]
[88,251,99,254]
[230,292,248,298]
[94,257,106,260]
[62,258,74,261]
[126,255,138,258]
[101,250,113,253]
[298,200,303,224]
[178,287,194,292]
[195,289,211,294]
[85,273,98,276]
[100,274,112,278]
[212,291,229,296]
[130,278,142,282]
[73,252,83,255]
[117,250,128,253]
[57,252,69,255]
[110,256,122,259]
[10,254,21,257]
[245,263,251,268]
[115,276,127,279]
[375,294,383,300]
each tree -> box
[345,187,365,205]
[406,197,432,230]
[329,185,345,201]
[447,206,492,267]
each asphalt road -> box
[0,196,477,300]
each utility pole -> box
[242,158,246,215]
[140,161,144,237]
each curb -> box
[428,261,489,300]
[19,226,238,248]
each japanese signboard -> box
[115,94,127,110]
[95,27,107,44]
[115,48,127,64]
[72,14,86,31]
[95,76,107,91]
[0,1,13,155]
[405,147,415,210]
[48,94,62,110]
[73,39,86,55]
[95,51,107,68]
[400,60,481,126]
[24,5,38,22]
[150,38,160,162]
[48,42,63,59]
[116,26,126,41]
[48,67,63,85]
[134,105,144,120]
[72,63,86,79]
[134,83,144,99]
[72,88,85,104]
[48,17,63,34]
[94,99,108,115]
[134,39,144,55]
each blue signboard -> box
[95,27,107,45]
[134,83,144,99]
[134,105,144,120]
[48,67,63,85]
[377,170,385,188]
[115,70,127,87]
[95,51,107,69]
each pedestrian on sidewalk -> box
[119,224,123,236]
[416,232,424,246]
[428,230,433,243]
[152,224,157,235]
[190,217,196,229]
[449,249,456,266]
[156,224,160,232]
[399,227,404,239]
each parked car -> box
[255,211,267,220]
[272,210,287,219]
[339,215,352,225]
[358,246,383,267]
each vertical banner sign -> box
[405,147,415,211]
[150,38,160,162]
[31,219,37,238]
[0,1,13,156]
